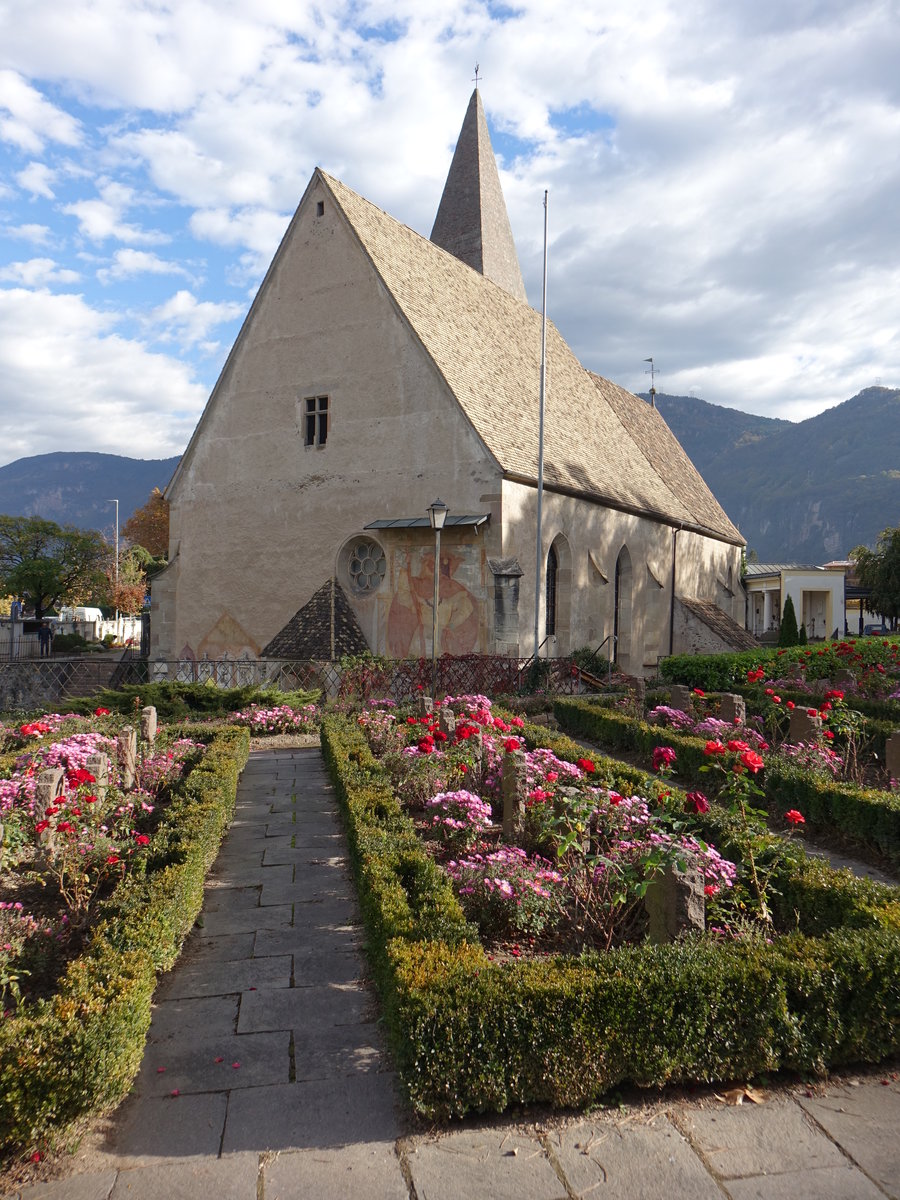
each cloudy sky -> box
[1,0,898,467]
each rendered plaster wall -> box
[157,174,502,661]
[781,571,845,641]
[500,480,745,674]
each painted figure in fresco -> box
[387,547,480,658]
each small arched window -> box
[546,544,558,636]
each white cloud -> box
[0,0,897,444]
[0,69,81,151]
[0,288,207,465]
[145,289,245,348]
[0,258,80,285]
[62,180,169,245]
[15,160,57,198]
[5,223,54,245]
[97,248,194,284]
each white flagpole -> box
[533,189,549,662]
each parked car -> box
[864,624,888,635]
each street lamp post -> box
[427,499,449,700]
[107,499,119,635]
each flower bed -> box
[554,698,900,867]
[0,718,249,1156]
[322,706,900,1118]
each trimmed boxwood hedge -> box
[321,713,900,1119]
[553,697,900,868]
[0,725,250,1155]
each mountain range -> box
[0,453,179,537]
[0,386,897,562]
[651,386,899,563]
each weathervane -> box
[643,357,657,408]
[473,63,481,88]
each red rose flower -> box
[94,706,110,716]
[652,745,677,772]
[686,791,710,814]
[503,737,522,752]
[727,740,750,753]
[704,740,727,756]
[785,809,805,826]
[576,757,595,773]
[739,750,765,774]
[692,688,705,697]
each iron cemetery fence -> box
[0,654,584,708]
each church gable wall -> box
[160,175,502,660]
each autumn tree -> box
[852,527,900,628]
[122,488,169,560]
[0,516,110,619]
[103,547,149,615]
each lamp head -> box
[427,499,449,531]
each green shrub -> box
[321,711,900,1119]
[0,725,249,1154]
[62,681,319,721]
[780,596,800,647]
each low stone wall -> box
[0,661,70,712]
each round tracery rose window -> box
[347,540,386,593]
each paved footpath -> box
[6,747,900,1199]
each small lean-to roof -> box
[322,171,743,545]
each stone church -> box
[153,90,750,676]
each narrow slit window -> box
[304,395,329,447]
[316,200,325,216]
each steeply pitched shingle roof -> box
[323,171,743,545]
[679,598,759,650]
[262,579,369,659]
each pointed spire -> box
[430,90,528,303]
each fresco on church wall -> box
[387,544,483,657]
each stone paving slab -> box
[104,1094,229,1162]
[679,1100,847,1178]
[174,931,256,964]
[263,1143,407,1199]
[153,953,292,1000]
[260,876,352,907]
[261,835,346,863]
[137,1030,291,1095]
[291,1021,387,1081]
[198,902,293,936]
[146,994,239,1042]
[107,1154,260,1200]
[236,981,372,1033]
[208,862,294,890]
[290,896,360,926]
[406,1130,566,1200]
[551,1115,723,1199]
[799,1082,900,1199]
[199,885,261,914]
[221,1074,401,1153]
[253,926,363,959]
[724,1163,887,1199]
[6,1172,119,1200]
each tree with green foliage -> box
[0,515,109,620]
[852,527,900,629]
[779,593,800,646]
